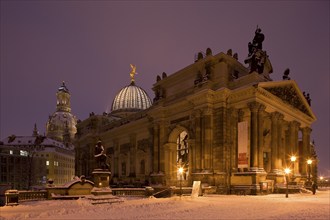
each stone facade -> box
[75,48,316,194]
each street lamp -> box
[178,167,184,197]
[307,159,312,182]
[284,168,291,198]
[320,176,324,188]
[290,155,296,181]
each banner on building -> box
[238,121,248,168]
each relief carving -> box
[265,86,310,116]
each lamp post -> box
[307,159,312,183]
[178,167,184,197]
[290,156,296,181]
[320,176,324,188]
[284,168,291,198]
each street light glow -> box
[284,168,291,174]
[178,167,184,174]
[290,155,296,162]
[307,159,312,165]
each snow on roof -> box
[1,135,74,150]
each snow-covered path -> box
[1,190,329,219]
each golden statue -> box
[130,64,137,83]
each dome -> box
[46,82,77,143]
[46,111,77,142]
[111,82,152,115]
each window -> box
[20,150,28,156]
[46,161,49,166]
[54,161,59,166]
[9,150,13,155]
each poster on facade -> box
[238,121,248,168]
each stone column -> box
[129,134,136,177]
[248,102,260,169]
[270,112,279,172]
[163,143,177,182]
[237,109,245,171]
[194,110,202,172]
[230,108,238,171]
[114,143,119,177]
[301,127,312,177]
[159,121,167,173]
[258,104,266,170]
[288,121,300,175]
[203,108,213,170]
[276,114,284,170]
[153,123,160,172]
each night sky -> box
[1,1,329,175]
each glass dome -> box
[111,83,152,114]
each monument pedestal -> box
[91,169,112,196]
[88,169,122,204]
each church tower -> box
[46,82,77,143]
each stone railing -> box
[5,187,153,206]
[111,188,148,197]
[18,190,48,202]
[5,190,48,206]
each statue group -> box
[244,27,272,75]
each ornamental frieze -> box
[265,86,310,116]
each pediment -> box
[258,80,315,119]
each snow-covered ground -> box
[1,190,329,220]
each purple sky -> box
[1,1,329,175]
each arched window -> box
[177,131,189,180]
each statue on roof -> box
[130,64,138,84]
[244,26,273,76]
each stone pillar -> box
[203,108,213,170]
[258,104,266,170]
[230,108,238,171]
[153,123,160,172]
[159,121,167,173]
[276,114,284,170]
[129,134,136,177]
[270,112,279,172]
[237,109,245,171]
[163,143,177,183]
[248,102,259,170]
[113,143,119,177]
[194,110,202,172]
[281,122,289,169]
[301,127,312,177]
[288,121,300,176]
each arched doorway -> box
[164,125,191,186]
[177,131,189,180]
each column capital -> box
[289,120,301,128]
[301,127,312,134]
[247,101,261,112]
[270,111,283,120]
[258,103,266,112]
[238,108,245,121]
